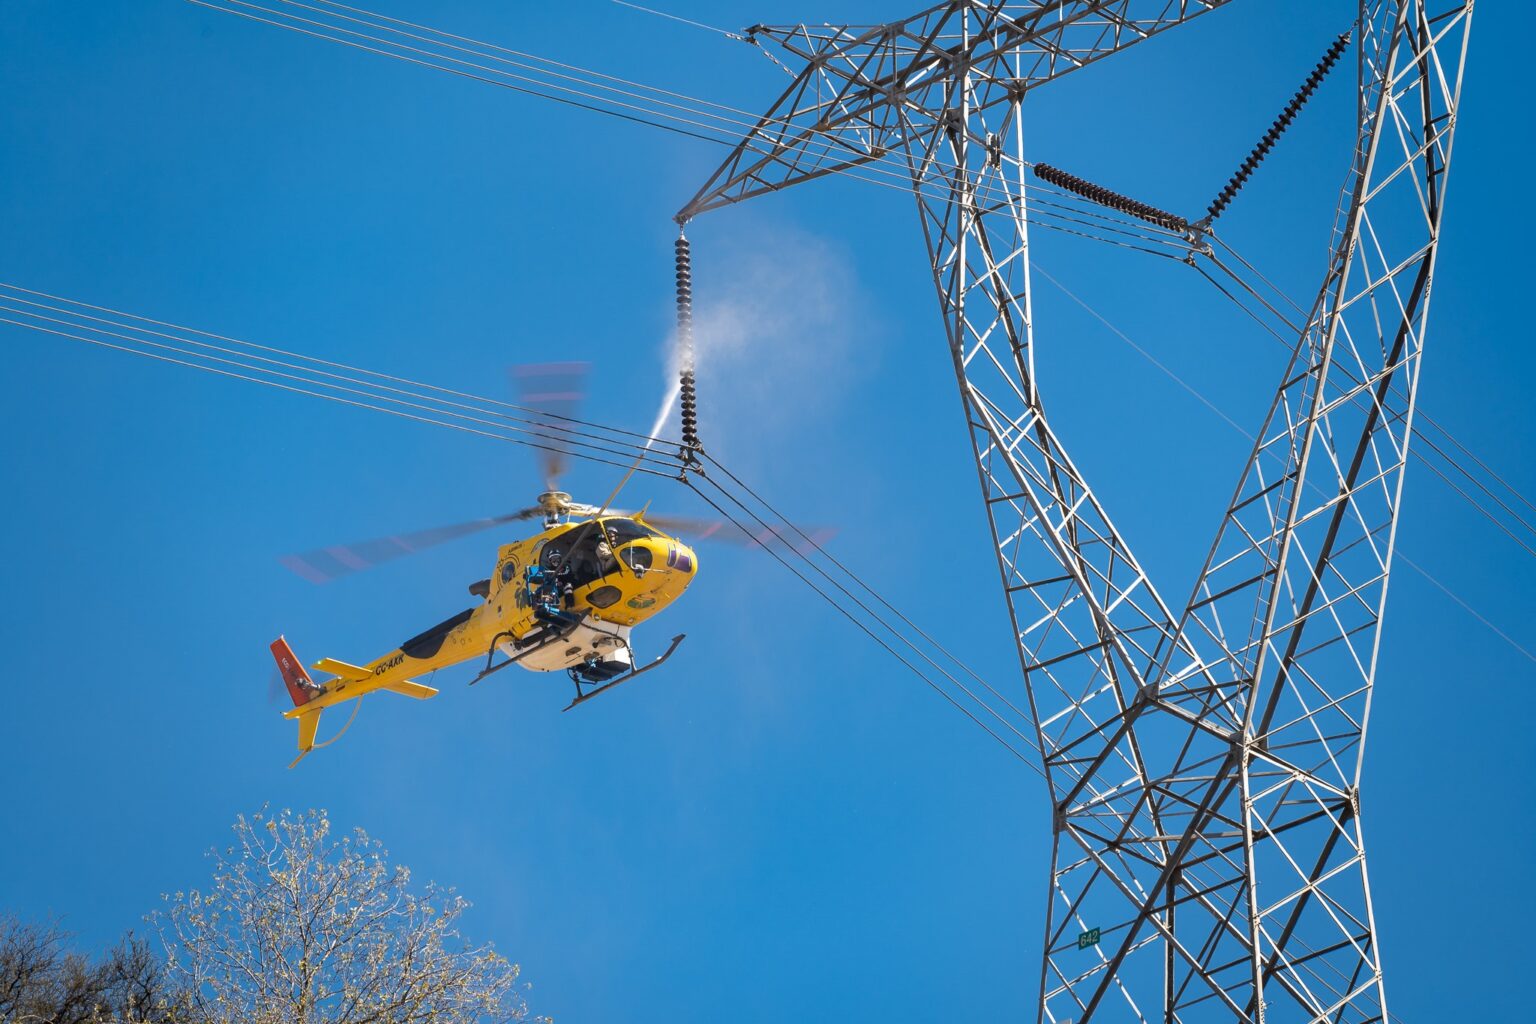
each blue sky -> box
[0,2,1529,1020]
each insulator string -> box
[675,232,700,451]
[1205,29,1353,223]
[1033,163,1190,232]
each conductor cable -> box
[188,0,1187,239]
[679,459,1041,753]
[1187,244,1536,562]
[699,451,1034,726]
[0,299,679,473]
[3,315,672,477]
[1034,269,1536,667]
[0,283,670,447]
[0,295,687,478]
[680,475,1042,768]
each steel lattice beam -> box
[680,2,1473,1020]
[678,1,1235,219]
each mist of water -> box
[650,225,870,467]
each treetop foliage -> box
[158,808,536,1024]
[5,808,543,1024]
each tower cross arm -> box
[677,0,1237,220]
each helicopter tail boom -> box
[269,636,438,767]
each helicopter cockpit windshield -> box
[599,518,659,545]
[543,519,659,589]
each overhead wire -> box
[184,0,1191,256]
[0,317,679,479]
[3,281,1045,764]
[371,0,1194,256]
[0,284,668,447]
[1034,266,1536,668]
[1023,165,1536,571]
[606,0,748,42]
[184,0,735,145]
[1185,251,1536,663]
[1402,434,1536,561]
[190,0,1514,522]
[206,0,1451,336]
[698,452,1037,728]
[0,286,685,478]
[0,294,667,460]
[81,0,1533,720]
[1034,264,1249,437]
[182,0,893,169]
[322,0,750,104]
[1426,416,1536,522]
[0,316,671,475]
[1191,239,1536,565]
[198,0,944,189]
[680,475,1043,768]
[1100,222,1536,571]
[132,8,1530,988]
[1204,233,1536,546]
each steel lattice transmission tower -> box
[679,2,1472,1021]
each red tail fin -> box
[270,636,317,707]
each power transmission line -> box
[607,0,748,42]
[183,0,1191,255]
[2,282,1044,763]
[181,0,1536,577]
[1035,267,1536,668]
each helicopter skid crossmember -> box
[564,633,685,712]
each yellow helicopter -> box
[271,489,711,767]
[268,364,759,767]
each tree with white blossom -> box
[158,808,541,1024]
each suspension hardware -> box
[1205,30,1352,224]
[1033,163,1189,232]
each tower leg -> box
[900,3,1473,1020]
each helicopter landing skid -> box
[469,615,590,687]
[563,634,686,712]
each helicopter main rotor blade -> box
[631,512,836,555]
[512,362,590,492]
[281,508,544,584]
